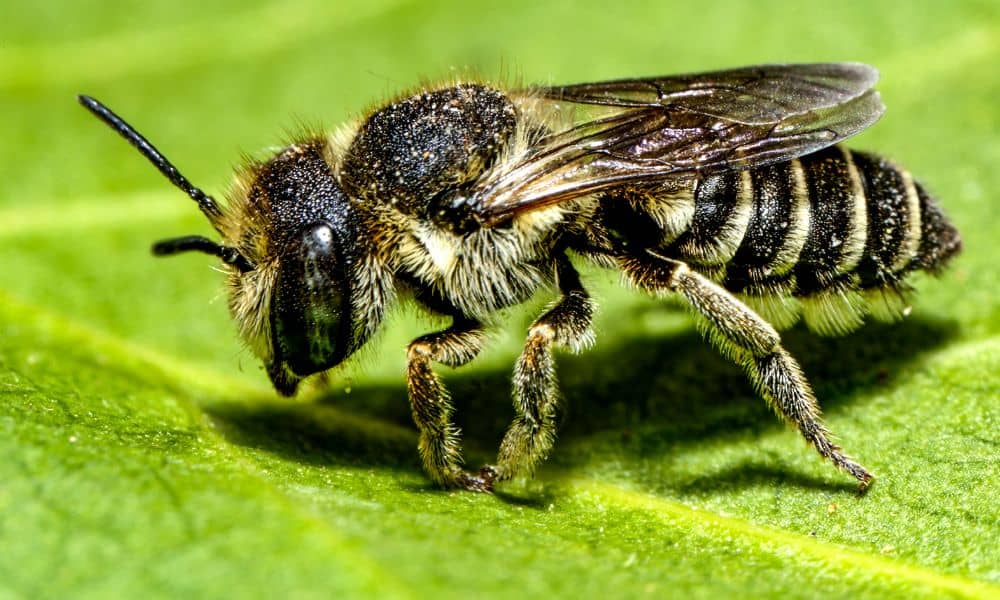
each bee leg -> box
[624,252,874,491]
[482,259,596,486]
[407,318,491,492]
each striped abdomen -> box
[625,145,962,334]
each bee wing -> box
[464,63,884,224]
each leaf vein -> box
[571,479,1000,599]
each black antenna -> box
[153,235,254,272]
[77,94,224,226]
[80,95,253,271]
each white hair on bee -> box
[226,262,278,362]
[325,119,361,180]
[801,287,867,336]
[740,292,802,331]
[863,285,913,323]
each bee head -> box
[227,141,362,396]
[79,96,371,396]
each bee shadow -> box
[204,315,957,499]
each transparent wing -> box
[462,63,884,224]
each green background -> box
[1,1,997,597]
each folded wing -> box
[462,63,884,224]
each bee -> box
[80,63,960,493]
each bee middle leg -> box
[622,252,874,490]
[481,259,596,486]
[406,318,491,491]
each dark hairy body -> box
[80,64,960,493]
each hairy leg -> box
[623,252,873,490]
[407,318,490,491]
[482,259,596,486]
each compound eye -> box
[271,222,351,377]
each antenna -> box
[77,94,224,226]
[79,95,253,271]
[153,235,254,272]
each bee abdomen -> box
[721,159,810,289]
[665,170,754,266]
[792,146,870,294]
[848,151,958,289]
[608,144,960,335]
[724,146,960,334]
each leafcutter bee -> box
[80,63,960,492]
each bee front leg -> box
[407,318,490,492]
[623,252,874,491]
[482,259,596,486]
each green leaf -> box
[1,1,997,597]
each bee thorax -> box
[338,83,517,227]
[394,209,567,319]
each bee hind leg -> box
[623,252,874,491]
[407,318,491,491]
[481,258,596,486]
